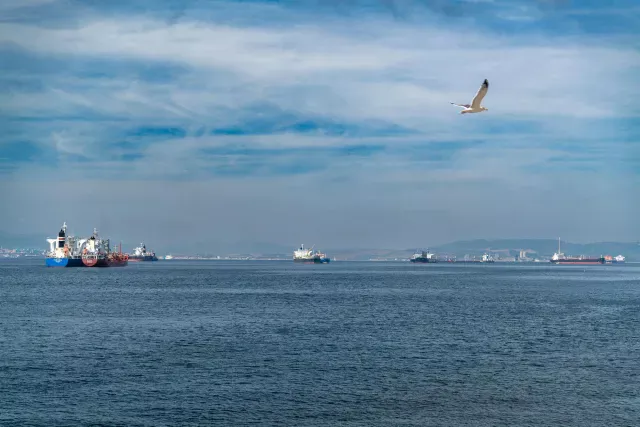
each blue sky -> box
[1,0,639,252]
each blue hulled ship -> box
[45,222,84,267]
[293,244,330,264]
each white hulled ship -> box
[128,243,158,262]
[293,244,330,264]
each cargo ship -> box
[410,249,438,263]
[46,222,84,267]
[550,238,605,265]
[293,244,330,264]
[45,222,128,267]
[128,243,158,262]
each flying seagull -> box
[451,79,489,114]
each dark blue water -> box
[1,259,639,426]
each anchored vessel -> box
[293,244,330,264]
[481,253,495,263]
[410,250,438,263]
[128,243,158,262]
[45,222,128,267]
[106,241,129,267]
[45,222,84,267]
[550,238,605,265]
[604,255,626,264]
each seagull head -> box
[481,107,488,112]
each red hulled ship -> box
[80,229,129,267]
[550,238,605,265]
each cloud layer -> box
[1,0,639,251]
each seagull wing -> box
[450,102,470,108]
[470,79,489,109]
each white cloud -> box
[1,15,639,128]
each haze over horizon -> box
[1,0,639,251]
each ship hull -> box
[82,255,110,267]
[128,255,158,262]
[410,258,437,263]
[46,256,128,267]
[294,258,330,264]
[551,258,605,265]
[45,257,85,267]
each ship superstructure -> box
[481,253,495,263]
[80,228,108,267]
[46,222,83,267]
[604,254,626,264]
[293,244,330,264]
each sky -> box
[1,0,639,253]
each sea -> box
[1,258,639,426]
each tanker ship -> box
[550,238,605,265]
[45,222,128,267]
[128,243,158,262]
[293,244,330,264]
[410,249,438,263]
